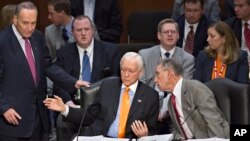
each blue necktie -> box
[82,50,91,82]
[165,52,170,58]
[62,28,69,42]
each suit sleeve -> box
[43,35,77,92]
[193,82,230,138]
[53,48,75,102]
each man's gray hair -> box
[15,1,37,16]
[159,58,183,76]
[120,52,144,71]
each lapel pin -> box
[138,99,142,103]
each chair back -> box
[80,76,118,109]
[205,78,250,125]
[118,43,154,57]
[128,10,170,43]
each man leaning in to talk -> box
[154,59,229,140]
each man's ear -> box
[13,15,18,25]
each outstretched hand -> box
[43,95,66,112]
[75,80,90,89]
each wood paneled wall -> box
[119,0,173,42]
[0,0,174,43]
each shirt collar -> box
[160,45,176,58]
[122,80,139,94]
[12,24,23,41]
[184,19,199,32]
[173,77,183,97]
[77,38,94,55]
[242,20,250,26]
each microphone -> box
[76,104,90,141]
[171,105,198,141]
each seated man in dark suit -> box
[70,0,123,43]
[53,15,120,140]
[176,0,210,57]
[226,0,250,59]
[44,52,159,138]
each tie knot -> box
[84,50,88,54]
[125,87,130,93]
[189,26,193,31]
[165,52,170,58]
[245,23,249,28]
[23,38,29,41]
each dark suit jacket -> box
[194,50,249,84]
[54,40,120,102]
[65,77,159,138]
[225,17,242,47]
[70,0,122,43]
[0,26,76,138]
[176,15,209,57]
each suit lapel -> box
[128,82,144,119]
[29,35,40,85]
[148,46,161,86]
[9,28,36,86]
[178,17,185,46]
[71,43,81,79]
[91,40,102,82]
[111,80,122,115]
[206,57,214,81]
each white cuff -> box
[61,105,69,117]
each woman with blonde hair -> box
[0,4,16,30]
[194,21,249,83]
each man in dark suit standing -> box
[44,52,159,138]
[0,1,86,141]
[176,0,210,57]
[70,0,123,43]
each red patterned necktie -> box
[24,38,37,84]
[244,23,250,50]
[171,94,187,139]
[184,26,194,54]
